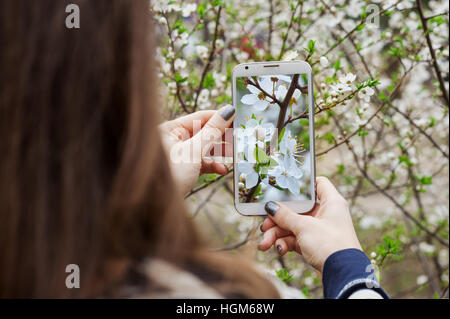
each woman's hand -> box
[159,105,235,195]
[258,176,362,272]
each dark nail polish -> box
[220,105,235,120]
[260,223,264,233]
[277,245,282,254]
[265,201,279,216]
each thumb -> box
[190,105,235,157]
[264,201,312,235]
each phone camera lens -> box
[245,66,249,70]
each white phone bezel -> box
[232,60,316,216]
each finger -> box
[190,105,235,159]
[171,110,216,135]
[194,105,236,142]
[315,177,350,221]
[200,158,228,175]
[316,176,344,203]
[260,217,276,232]
[264,201,313,236]
[258,226,292,251]
[209,142,233,157]
[275,236,298,256]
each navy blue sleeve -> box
[322,248,389,299]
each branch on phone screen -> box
[243,74,302,203]
[276,74,300,131]
[246,77,283,106]
[244,176,261,203]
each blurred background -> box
[151,0,449,298]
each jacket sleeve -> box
[322,248,389,299]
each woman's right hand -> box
[258,176,362,273]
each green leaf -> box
[254,147,270,164]
[307,40,316,54]
[299,118,309,127]
[197,3,206,18]
[302,287,312,299]
[378,91,388,101]
[174,72,186,83]
[358,127,368,136]
[429,117,436,127]
[276,268,296,283]
[202,72,215,89]
[356,23,365,31]
[332,59,341,71]
[277,127,286,145]
[418,176,432,185]
[430,16,445,26]
[197,173,219,185]
[323,132,335,145]
[253,184,263,196]
[268,157,278,169]
[398,154,413,167]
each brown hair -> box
[0,0,279,298]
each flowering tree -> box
[151,0,449,298]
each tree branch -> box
[416,0,449,106]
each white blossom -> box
[339,73,356,85]
[320,56,329,67]
[282,50,299,61]
[358,86,375,102]
[174,58,187,71]
[196,45,209,59]
[419,242,436,254]
[416,275,428,285]
[268,156,303,195]
[181,3,197,17]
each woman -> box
[0,0,387,299]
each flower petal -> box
[260,78,274,94]
[253,99,269,111]
[275,85,287,101]
[238,162,253,174]
[287,177,300,195]
[276,175,289,188]
[241,94,258,105]
[278,75,292,83]
[246,172,259,189]
[291,165,303,179]
[247,85,260,95]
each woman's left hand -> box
[159,105,235,195]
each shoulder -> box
[113,258,224,299]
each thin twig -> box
[193,6,223,112]
[416,0,449,106]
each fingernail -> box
[259,223,264,233]
[220,105,235,120]
[265,201,279,216]
[277,245,282,254]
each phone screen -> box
[235,73,313,204]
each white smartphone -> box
[232,60,316,216]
